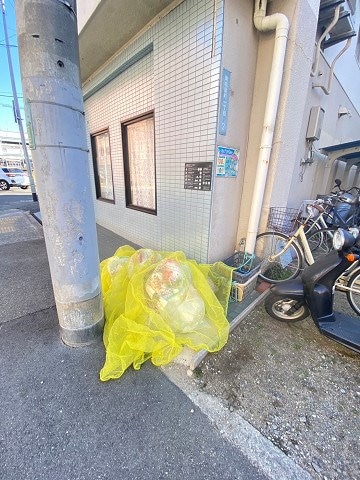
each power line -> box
[0,102,24,108]
[0,32,17,43]
[0,93,23,98]
[1,0,37,200]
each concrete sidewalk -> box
[0,206,267,480]
[0,204,310,480]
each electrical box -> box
[306,106,325,141]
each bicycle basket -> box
[267,207,301,235]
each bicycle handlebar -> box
[311,202,325,213]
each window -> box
[122,112,156,214]
[91,129,115,202]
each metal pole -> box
[15,0,104,346]
[1,0,37,200]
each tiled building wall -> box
[83,0,223,262]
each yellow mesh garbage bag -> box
[100,245,136,347]
[99,247,233,381]
[100,245,136,295]
[197,261,234,316]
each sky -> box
[0,0,24,133]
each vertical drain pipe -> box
[245,1,289,255]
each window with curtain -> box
[91,129,115,202]
[122,112,156,214]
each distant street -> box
[0,188,32,204]
[0,188,40,216]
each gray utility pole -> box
[1,0,37,200]
[15,0,104,346]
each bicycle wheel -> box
[254,231,303,283]
[346,266,360,316]
[306,228,337,261]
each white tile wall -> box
[84,0,224,262]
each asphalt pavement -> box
[0,192,269,480]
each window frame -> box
[90,128,115,204]
[122,111,157,215]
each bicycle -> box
[254,202,338,283]
[255,205,360,316]
[304,193,360,238]
[269,186,360,265]
[303,180,360,239]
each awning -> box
[321,140,360,169]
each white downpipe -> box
[245,1,289,255]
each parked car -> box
[0,167,30,190]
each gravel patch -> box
[190,297,360,480]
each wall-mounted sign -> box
[219,68,231,136]
[184,162,212,191]
[216,146,239,177]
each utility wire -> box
[0,32,17,43]
[1,0,37,200]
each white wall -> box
[83,0,223,262]
[236,0,360,242]
[82,0,360,262]
[285,0,360,205]
[287,48,360,206]
[237,0,321,241]
[207,0,258,260]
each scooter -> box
[265,228,360,353]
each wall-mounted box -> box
[306,106,325,141]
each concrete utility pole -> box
[15,0,104,346]
[1,0,37,200]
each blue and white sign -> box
[219,68,231,136]
[216,146,239,177]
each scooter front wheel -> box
[265,293,309,322]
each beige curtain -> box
[127,117,155,210]
[96,132,114,201]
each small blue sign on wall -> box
[219,68,231,136]
[216,146,239,177]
